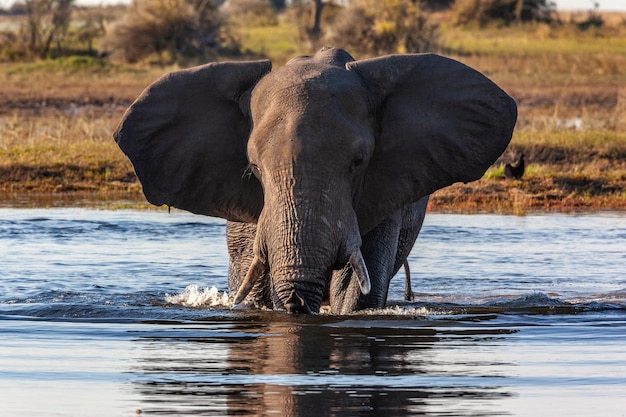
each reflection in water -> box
[132,314,515,416]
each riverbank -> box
[1,91,623,214]
[2,185,624,215]
[2,146,625,215]
[1,85,624,214]
[1,18,625,214]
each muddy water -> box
[1,209,625,416]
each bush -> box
[452,0,555,27]
[323,0,440,57]
[0,32,24,60]
[224,0,278,27]
[103,0,231,63]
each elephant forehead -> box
[252,63,367,115]
[250,78,370,146]
[248,63,372,164]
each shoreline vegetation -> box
[1,8,625,215]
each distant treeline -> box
[0,0,604,63]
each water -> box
[1,208,625,416]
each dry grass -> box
[432,129,626,214]
[430,175,626,215]
[1,12,625,212]
[0,59,166,109]
[0,111,139,193]
[0,59,172,197]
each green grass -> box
[483,163,542,180]
[2,55,121,76]
[441,24,626,57]
[507,130,626,161]
[485,130,626,189]
[0,112,134,193]
[237,20,302,64]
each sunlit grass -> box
[0,61,169,106]
[507,130,626,160]
[1,13,625,211]
[0,113,120,159]
[441,24,626,57]
[440,24,626,87]
[483,163,543,180]
[237,20,302,65]
[0,113,135,192]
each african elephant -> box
[114,47,516,314]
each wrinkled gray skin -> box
[114,47,517,314]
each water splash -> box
[355,305,440,317]
[161,288,626,316]
[165,285,231,308]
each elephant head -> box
[115,47,516,314]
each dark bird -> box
[504,153,525,180]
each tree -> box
[22,0,74,58]
[308,0,325,44]
[288,0,331,50]
[71,10,105,55]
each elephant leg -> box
[356,196,429,310]
[226,221,271,308]
[329,196,429,314]
[329,210,401,313]
[226,221,255,291]
[356,210,405,310]
[392,195,430,285]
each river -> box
[1,208,625,416]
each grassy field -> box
[1,10,625,213]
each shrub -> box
[323,0,440,57]
[103,0,230,63]
[224,0,278,27]
[452,0,555,27]
[0,32,24,60]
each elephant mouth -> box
[234,249,371,314]
[283,290,311,314]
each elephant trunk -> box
[271,266,327,313]
[234,169,371,313]
[266,219,338,313]
[234,215,370,313]
[271,249,370,313]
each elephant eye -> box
[244,164,261,180]
[350,157,364,173]
[250,164,261,178]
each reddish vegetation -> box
[429,179,626,214]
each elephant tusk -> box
[349,249,371,295]
[233,256,265,305]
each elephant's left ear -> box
[347,54,517,232]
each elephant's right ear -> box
[114,60,272,222]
